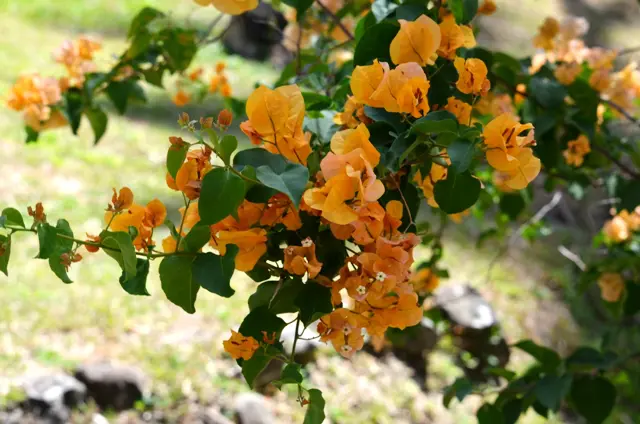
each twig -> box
[485,192,563,283]
[601,98,640,129]
[557,245,586,271]
[315,0,354,41]
[391,176,416,233]
[198,14,224,43]
[618,45,640,56]
[591,144,640,180]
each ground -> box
[0,1,637,423]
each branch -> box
[591,144,640,180]
[618,45,640,56]
[557,245,586,271]
[315,0,354,41]
[601,98,640,128]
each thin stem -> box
[175,197,191,248]
[591,144,640,180]
[390,176,416,233]
[290,316,301,362]
[618,45,640,56]
[315,0,354,41]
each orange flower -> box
[172,90,190,107]
[242,84,311,165]
[589,69,611,92]
[329,124,380,168]
[283,238,323,278]
[223,330,260,360]
[259,194,302,230]
[411,268,440,294]
[188,67,204,81]
[108,187,134,213]
[477,0,497,15]
[334,96,370,129]
[85,234,101,253]
[221,83,232,97]
[554,62,581,85]
[213,228,267,271]
[444,96,472,124]
[370,63,431,117]
[351,202,386,245]
[194,0,258,14]
[180,203,201,231]
[563,135,590,167]
[438,15,476,60]
[317,308,367,358]
[217,109,233,127]
[350,59,389,108]
[60,252,83,271]
[597,273,625,303]
[143,199,167,228]
[240,121,263,145]
[172,148,213,200]
[533,17,560,51]
[106,204,145,232]
[454,57,490,96]
[413,157,449,207]
[27,202,47,224]
[483,113,540,190]
[390,14,441,66]
[261,331,277,344]
[162,235,178,253]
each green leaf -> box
[249,278,302,314]
[393,4,429,20]
[501,398,524,424]
[128,7,164,38]
[513,340,561,371]
[198,168,246,225]
[447,138,475,173]
[191,246,238,298]
[37,223,59,259]
[238,306,287,342]
[218,135,238,165]
[443,377,473,407]
[302,92,332,111]
[364,106,406,133]
[433,171,481,214]
[106,80,146,115]
[234,148,287,171]
[55,219,74,251]
[0,235,11,276]
[616,179,640,211]
[119,258,151,296]
[303,389,326,424]
[565,347,606,371]
[159,255,199,314]
[85,107,108,145]
[166,143,188,179]
[245,266,272,283]
[530,77,566,109]
[179,223,212,253]
[1,208,25,228]
[450,0,479,24]
[499,193,526,220]
[25,126,39,143]
[273,363,303,388]
[256,163,309,208]
[48,254,73,284]
[571,375,616,424]
[126,31,152,59]
[476,403,504,424]
[241,346,276,388]
[295,282,333,327]
[63,90,83,135]
[534,374,572,411]
[282,0,314,18]
[160,28,198,72]
[411,111,459,136]
[354,12,376,41]
[100,231,138,279]
[353,21,399,66]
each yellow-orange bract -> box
[223,330,260,360]
[6,74,67,132]
[563,135,591,167]
[554,62,581,85]
[454,57,490,95]
[597,273,625,303]
[603,208,640,244]
[390,14,441,66]
[283,239,323,278]
[444,97,472,124]
[438,15,476,60]
[105,195,167,252]
[350,60,389,108]
[411,268,440,294]
[241,84,311,165]
[193,0,258,15]
[413,155,450,207]
[483,113,540,190]
[370,63,431,117]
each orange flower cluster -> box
[334,96,371,129]
[193,0,258,15]
[6,74,66,131]
[563,135,591,167]
[209,62,232,98]
[167,145,214,200]
[173,62,232,107]
[223,330,260,360]
[482,113,540,190]
[597,272,625,303]
[104,187,167,252]
[241,85,311,165]
[603,207,640,244]
[54,37,102,88]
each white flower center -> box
[301,237,313,247]
[341,345,353,353]
[342,325,352,335]
[356,285,367,295]
[376,271,387,282]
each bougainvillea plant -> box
[3,0,640,422]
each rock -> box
[233,392,275,424]
[434,284,496,330]
[21,373,87,423]
[74,362,146,411]
[281,323,322,366]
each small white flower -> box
[341,345,353,353]
[376,271,387,282]
[356,285,367,295]
[342,325,352,335]
[301,237,313,247]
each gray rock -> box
[74,362,147,411]
[234,392,275,424]
[434,284,496,329]
[21,373,87,423]
[281,322,322,366]
[201,407,234,424]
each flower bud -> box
[217,109,233,127]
